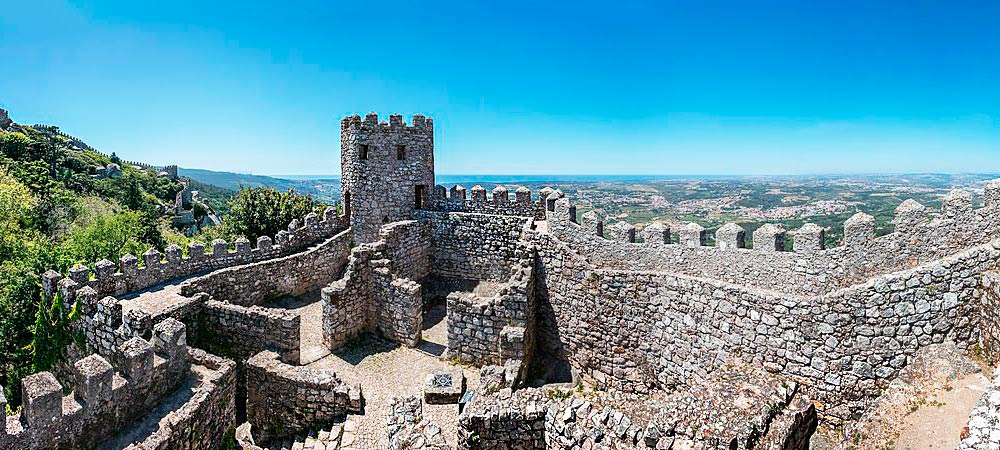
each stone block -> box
[235,237,252,254]
[119,337,154,384]
[212,239,228,257]
[153,318,187,358]
[844,212,875,248]
[515,186,531,204]
[753,224,786,252]
[942,189,973,218]
[120,253,139,277]
[679,222,706,247]
[794,223,825,253]
[257,235,273,252]
[642,223,670,244]
[471,185,487,202]
[715,223,745,250]
[22,372,62,429]
[41,270,63,298]
[893,199,926,233]
[607,221,636,243]
[94,259,116,280]
[68,263,89,285]
[165,244,183,262]
[304,212,319,227]
[986,179,1000,209]
[143,248,162,269]
[492,185,509,204]
[423,370,465,404]
[187,241,205,259]
[581,209,606,237]
[74,354,113,407]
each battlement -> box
[543,181,1000,295]
[42,206,347,302]
[431,184,543,218]
[340,112,434,131]
[1,319,190,449]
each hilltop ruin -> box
[4,113,1000,450]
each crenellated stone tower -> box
[341,112,434,244]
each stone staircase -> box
[271,422,347,450]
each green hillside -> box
[179,167,338,203]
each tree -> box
[222,187,322,243]
[61,210,148,266]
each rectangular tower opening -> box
[359,144,369,160]
[396,145,406,160]
[415,185,427,209]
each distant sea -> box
[277,174,741,184]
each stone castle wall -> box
[44,207,347,302]
[341,113,434,244]
[200,299,301,364]
[447,245,536,365]
[416,210,531,284]
[323,220,431,349]
[0,320,190,450]
[118,349,237,450]
[246,351,362,443]
[53,226,350,364]
[430,184,542,218]
[546,186,1000,296]
[529,219,1000,419]
[979,271,1000,359]
[179,228,352,306]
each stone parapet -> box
[42,208,347,301]
[246,351,362,443]
[1,319,191,450]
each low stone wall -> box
[200,299,301,364]
[447,247,535,365]
[457,388,546,450]
[547,187,1000,296]
[379,220,431,281]
[531,222,1000,419]
[979,271,1000,361]
[42,208,347,301]
[323,245,375,349]
[416,210,530,283]
[373,268,423,347]
[246,351,362,443]
[180,228,352,306]
[0,319,189,450]
[323,221,430,349]
[121,349,237,450]
[387,396,449,450]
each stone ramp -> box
[831,342,988,450]
[265,291,330,365]
[118,280,195,319]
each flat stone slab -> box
[423,370,465,404]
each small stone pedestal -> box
[423,370,465,404]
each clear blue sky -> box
[1,0,998,176]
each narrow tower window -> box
[415,185,427,209]
[396,145,406,160]
[359,144,369,160]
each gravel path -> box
[307,306,478,450]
